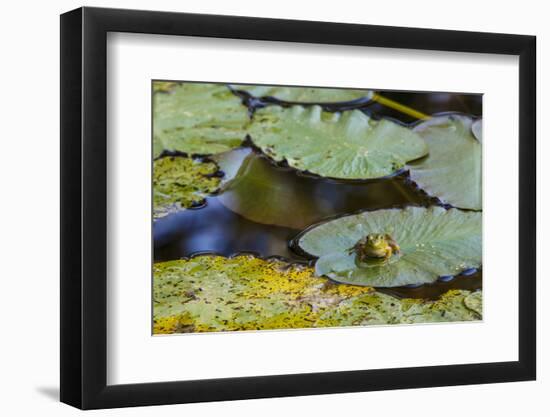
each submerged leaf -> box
[231,84,373,103]
[213,149,421,230]
[298,206,482,287]
[210,147,253,188]
[153,156,220,219]
[215,150,329,229]
[153,82,249,157]
[410,115,482,210]
[247,105,428,179]
[153,255,481,334]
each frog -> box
[350,233,400,263]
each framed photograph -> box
[60,6,536,409]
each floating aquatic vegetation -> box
[153,255,369,333]
[247,105,428,180]
[297,206,482,287]
[463,290,482,316]
[471,119,482,142]
[398,289,482,323]
[153,255,481,334]
[153,82,249,158]
[409,115,482,210]
[317,288,481,326]
[153,156,221,219]
[151,84,484,334]
[231,84,373,104]
[153,81,178,94]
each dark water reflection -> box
[154,197,301,261]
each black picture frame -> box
[60,6,536,410]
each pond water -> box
[154,150,427,257]
[153,90,482,299]
[154,150,481,299]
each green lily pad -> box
[247,105,428,179]
[399,289,482,323]
[464,290,482,316]
[153,156,221,219]
[231,84,373,103]
[471,119,482,142]
[297,206,482,287]
[410,115,482,210]
[153,82,249,158]
[317,289,480,327]
[153,255,481,334]
[153,81,178,94]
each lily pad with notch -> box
[247,105,429,180]
[297,206,482,287]
[409,114,482,210]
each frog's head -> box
[365,233,387,251]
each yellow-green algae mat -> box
[153,255,482,334]
[153,156,221,219]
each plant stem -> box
[371,93,431,120]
